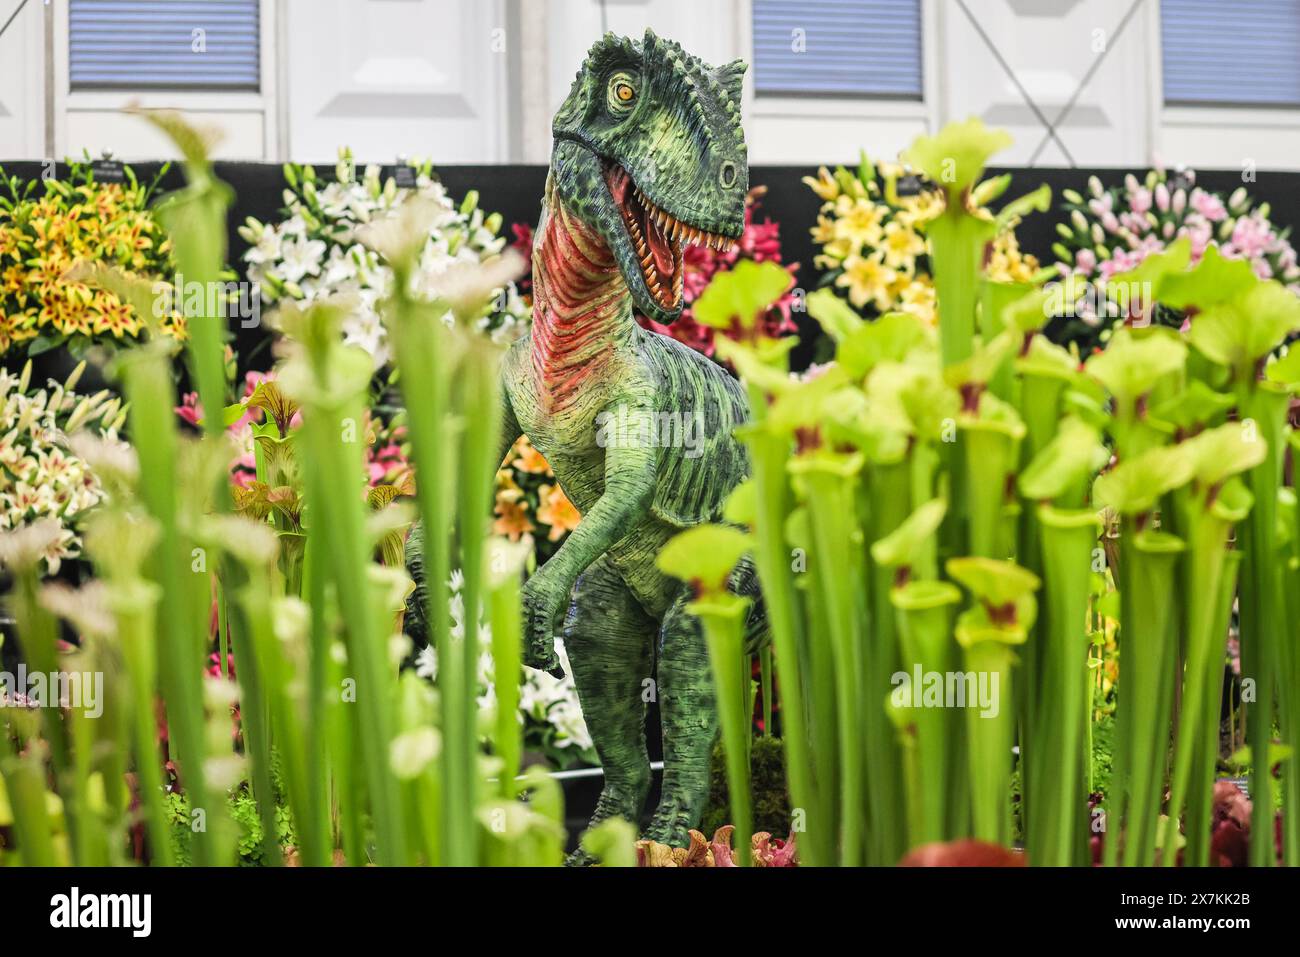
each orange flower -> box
[536,483,581,541]
[493,495,535,541]
[512,435,552,474]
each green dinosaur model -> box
[407,29,764,860]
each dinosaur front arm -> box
[543,422,657,588]
[520,404,659,668]
[498,386,522,469]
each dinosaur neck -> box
[530,186,635,407]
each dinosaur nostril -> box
[718,161,738,189]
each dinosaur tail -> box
[731,554,770,656]
[402,520,430,650]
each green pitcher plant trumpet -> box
[666,116,1300,867]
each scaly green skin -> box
[406,31,761,861]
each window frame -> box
[52,0,278,158]
[1157,0,1300,111]
[1150,0,1300,167]
[740,0,939,129]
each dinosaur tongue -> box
[603,162,682,308]
[645,213,676,280]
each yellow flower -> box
[810,214,839,246]
[986,230,1040,284]
[836,252,897,312]
[802,167,841,203]
[1,168,174,357]
[833,198,886,251]
[894,190,944,229]
[91,293,142,338]
[880,220,927,272]
[1,264,24,294]
[899,279,938,326]
[537,483,581,541]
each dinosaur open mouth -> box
[603,163,736,311]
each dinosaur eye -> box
[608,73,637,111]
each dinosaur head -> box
[550,29,749,324]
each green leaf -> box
[822,387,910,464]
[656,524,752,594]
[891,578,962,611]
[1181,421,1268,489]
[1106,237,1191,296]
[222,402,249,427]
[1265,346,1300,390]
[722,478,757,527]
[945,329,1017,390]
[946,556,1041,607]
[871,498,948,568]
[961,392,1026,441]
[1188,280,1300,378]
[836,310,936,380]
[765,364,851,435]
[1000,288,1052,336]
[1148,380,1234,434]
[1084,326,1187,407]
[1018,416,1108,501]
[1158,244,1257,311]
[994,184,1052,233]
[1094,443,1195,515]
[900,117,1013,202]
[806,288,864,342]
[1015,333,1079,383]
[692,259,793,333]
[714,335,799,396]
[865,361,959,442]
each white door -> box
[0,0,46,161]
[285,0,510,163]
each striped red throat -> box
[530,197,634,411]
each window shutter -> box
[752,0,923,98]
[69,0,261,91]
[1161,0,1300,107]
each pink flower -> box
[1155,183,1170,213]
[1190,188,1227,222]
[176,392,202,426]
[1087,194,1113,217]
[1075,248,1097,275]
[1177,219,1212,261]
[1229,214,1271,259]
[1129,186,1152,216]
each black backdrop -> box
[4,159,1300,372]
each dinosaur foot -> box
[568,779,649,866]
[641,790,706,850]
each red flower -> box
[899,839,1025,867]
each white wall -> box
[0,0,1297,170]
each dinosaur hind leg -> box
[643,583,719,848]
[560,554,655,866]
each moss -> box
[701,735,792,836]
